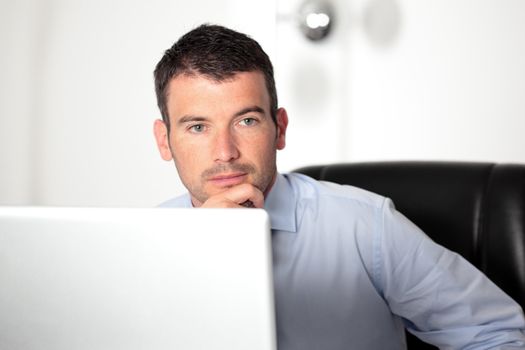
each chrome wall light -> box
[298,0,334,41]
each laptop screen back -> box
[0,207,276,350]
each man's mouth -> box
[208,173,248,187]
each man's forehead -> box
[166,71,270,118]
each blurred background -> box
[1,0,525,207]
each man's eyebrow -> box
[233,106,266,117]
[177,115,208,124]
[176,106,266,125]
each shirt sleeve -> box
[377,198,525,349]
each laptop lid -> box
[0,207,276,350]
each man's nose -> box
[213,128,240,162]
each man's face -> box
[154,71,288,207]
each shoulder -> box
[285,172,387,211]
[157,193,192,208]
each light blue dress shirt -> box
[161,173,525,349]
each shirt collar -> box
[177,173,297,232]
[264,173,297,233]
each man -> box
[153,24,525,349]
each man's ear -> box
[153,119,173,161]
[275,108,288,150]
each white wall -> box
[0,0,40,205]
[2,0,525,207]
[276,0,525,169]
[276,0,352,171]
[347,0,525,162]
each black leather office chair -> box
[294,161,525,350]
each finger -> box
[240,200,255,208]
[202,184,264,208]
[209,184,263,208]
[232,184,264,208]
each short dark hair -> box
[154,24,278,130]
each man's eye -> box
[239,118,257,126]
[189,124,205,133]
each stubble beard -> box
[181,162,276,205]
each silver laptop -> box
[0,207,276,350]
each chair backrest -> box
[295,161,525,349]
